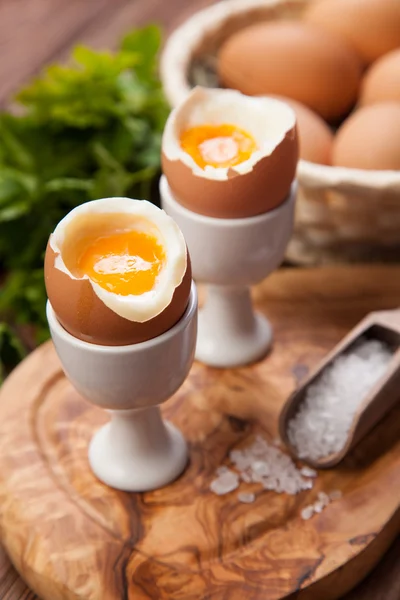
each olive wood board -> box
[1,266,400,600]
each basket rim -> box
[298,160,400,192]
[160,0,400,192]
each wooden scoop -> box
[279,309,400,469]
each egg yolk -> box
[180,124,257,169]
[77,230,165,296]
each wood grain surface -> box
[0,0,213,107]
[1,267,400,599]
[1,0,400,597]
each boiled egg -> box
[45,198,191,346]
[162,87,298,219]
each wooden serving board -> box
[0,266,400,600]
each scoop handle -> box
[368,308,400,333]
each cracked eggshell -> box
[44,198,192,346]
[161,87,298,219]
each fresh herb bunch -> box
[0,25,169,381]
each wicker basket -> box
[160,0,400,265]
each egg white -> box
[50,198,188,323]
[162,86,296,180]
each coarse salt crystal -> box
[300,488,342,520]
[240,471,252,483]
[210,469,239,496]
[229,449,243,463]
[280,478,300,495]
[300,466,318,478]
[301,506,315,520]
[211,435,320,500]
[300,479,314,491]
[238,492,255,504]
[251,472,264,483]
[252,460,270,476]
[262,477,279,491]
[318,491,330,506]
[313,500,325,513]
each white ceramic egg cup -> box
[161,176,296,368]
[46,283,197,492]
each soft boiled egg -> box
[162,87,298,219]
[45,198,192,346]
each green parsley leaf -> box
[0,24,169,380]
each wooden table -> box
[1,1,400,598]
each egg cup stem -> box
[196,285,272,368]
[88,406,188,492]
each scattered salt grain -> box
[301,506,314,520]
[210,436,344,524]
[313,500,325,513]
[318,491,330,506]
[260,478,278,491]
[228,435,314,496]
[280,478,301,495]
[252,460,270,477]
[301,489,342,520]
[288,339,392,461]
[300,466,317,478]
[238,492,255,504]
[240,471,252,484]
[229,449,244,464]
[210,469,239,496]
[300,479,314,490]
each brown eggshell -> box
[162,126,298,219]
[45,244,192,346]
[266,95,333,165]
[217,21,362,121]
[360,49,400,106]
[304,0,400,65]
[332,102,400,171]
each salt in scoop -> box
[279,309,400,468]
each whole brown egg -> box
[266,96,334,165]
[332,102,400,171]
[217,21,362,121]
[360,49,400,106]
[304,0,400,65]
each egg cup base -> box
[196,286,272,368]
[88,409,188,492]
